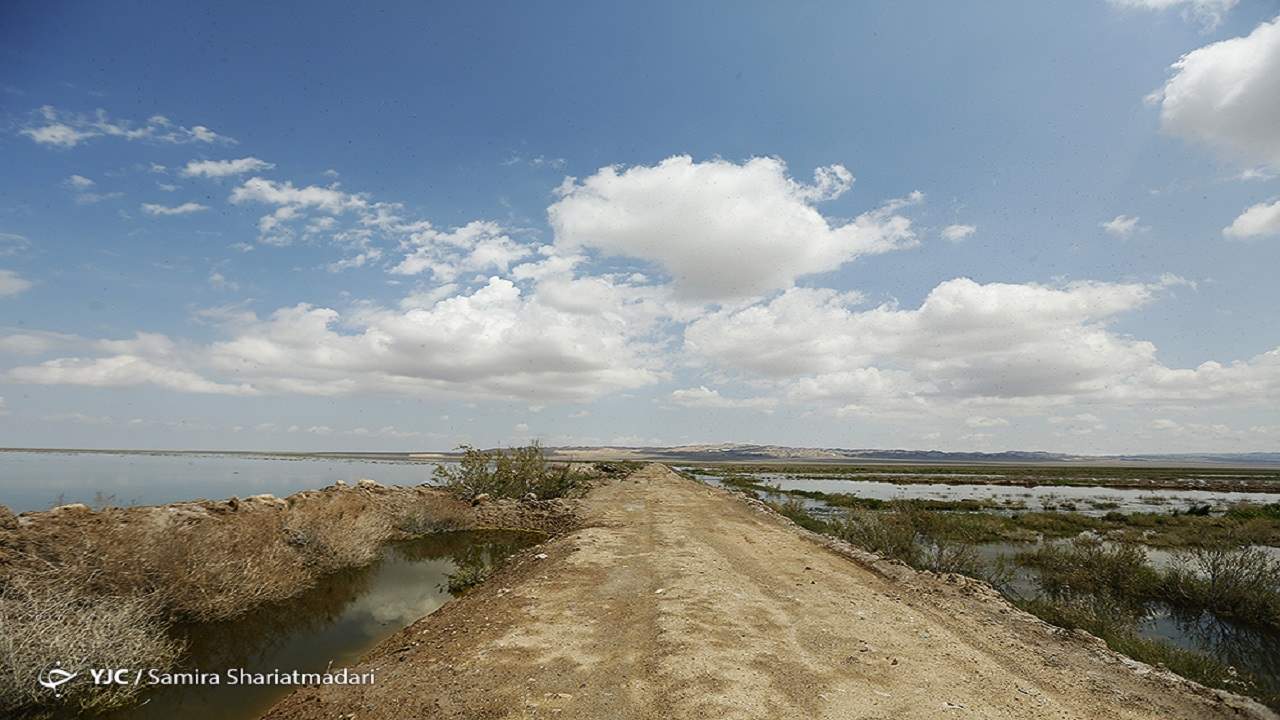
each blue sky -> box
[1,0,1278,452]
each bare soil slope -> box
[263,464,1274,720]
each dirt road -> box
[263,464,1274,719]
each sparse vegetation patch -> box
[722,474,1280,711]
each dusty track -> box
[263,464,1274,720]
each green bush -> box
[1161,545,1280,627]
[595,461,643,477]
[444,560,492,594]
[832,508,922,565]
[1018,537,1159,609]
[1225,503,1280,522]
[768,496,832,534]
[434,443,586,500]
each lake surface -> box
[684,470,1280,515]
[106,530,540,720]
[0,451,446,513]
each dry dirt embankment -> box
[0,480,578,716]
[263,464,1275,720]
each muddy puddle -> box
[103,530,539,720]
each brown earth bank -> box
[0,479,581,716]
[262,464,1275,720]
[0,480,579,586]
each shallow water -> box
[691,472,1280,694]
[0,451,446,512]
[105,530,539,720]
[975,540,1280,693]
[686,470,1280,515]
[1141,606,1280,699]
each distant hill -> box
[7,445,1278,467]
[546,443,1280,466]
[1103,452,1280,466]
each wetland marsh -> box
[685,462,1280,709]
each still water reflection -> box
[686,470,1280,515]
[1143,606,1280,696]
[107,530,539,720]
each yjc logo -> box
[88,669,134,685]
[37,663,79,697]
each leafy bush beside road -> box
[435,443,589,500]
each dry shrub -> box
[10,510,156,599]
[917,537,986,577]
[0,484,512,715]
[4,489,470,627]
[10,507,313,623]
[0,575,181,716]
[394,496,471,535]
[284,492,393,572]
[148,511,311,622]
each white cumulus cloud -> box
[1223,199,1280,240]
[548,155,920,300]
[230,177,366,214]
[142,202,209,216]
[0,233,31,257]
[230,177,370,245]
[8,355,255,395]
[10,147,1278,437]
[0,330,79,354]
[1110,0,1238,29]
[684,275,1246,410]
[1101,214,1144,238]
[669,386,776,411]
[1151,16,1280,168]
[391,220,530,280]
[181,157,275,178]
[0,269,33,297]
[195,276,665,401]
[208,271,238,291]
[941,224,976,242]
[20,106,234,148]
